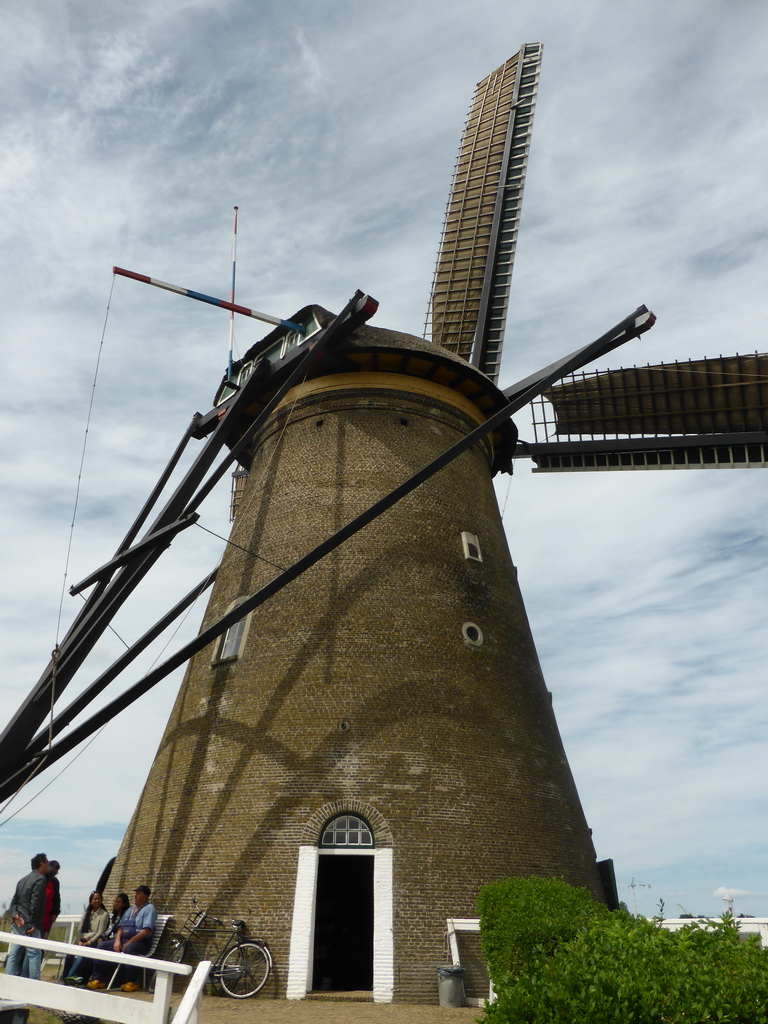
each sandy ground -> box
[30,991,482,1024]
[186,995,481,1023]
[24,959,483,1024]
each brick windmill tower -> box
[100,45,618,1001]
[13,44,765,1002]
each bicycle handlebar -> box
[189,897,244,932]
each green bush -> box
[477,876,610,982]
[482,912,768,1024]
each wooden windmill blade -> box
[426,43,543,382]
[522,351,768,471]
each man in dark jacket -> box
[5,852,50,978]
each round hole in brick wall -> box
[315,419,324,428]
[462,622,483,647]
[399,417,409,426]
[339,720,350,732]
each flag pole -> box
[228,206,239,383]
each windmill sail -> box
[524,352,768,471]
[425,43,542,382]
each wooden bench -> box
[106,914,173,990]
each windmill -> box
[0,44,761,1003]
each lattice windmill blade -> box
[425,43,543,382]
[522,351,768,472]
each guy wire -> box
[55,274,116,647]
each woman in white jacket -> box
[61,891,112,984]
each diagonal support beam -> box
[0,305,653,803]
[21,569,219,764]
[69,514,200,596]
[502,306,656,405]
[179,290,380,515]
[0,290,378,796]
[0,366,271,780]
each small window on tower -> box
[213,601,251,663]
[461,531,483,562]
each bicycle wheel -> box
[218,942,271,998]
[149,937,188,994]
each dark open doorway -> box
[312,854,374,991]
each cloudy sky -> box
[2,0,767,922]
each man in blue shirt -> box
[87,885,157,992]
[5,852,50,979]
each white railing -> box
[0,931,211,1024]
[40,915,84,975]
[171,960,211,1024]
[48,915,82,944]
[658,916,768,946]
[445,918,493,1007]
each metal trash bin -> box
[0,1002,29,1024]
[437,964,466,1008]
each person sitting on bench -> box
[87,885,156,992]
[61,890,113,984]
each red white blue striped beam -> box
[113,266,304,333]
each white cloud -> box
[2,0,768,922]
[714,887,755,900]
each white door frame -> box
[286,845,393,1002]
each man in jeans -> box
[5,852,50,979]
[87,885,157,992]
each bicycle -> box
[162,897,272,999]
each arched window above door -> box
[320,814,374,848]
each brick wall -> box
[109,330,604,1003]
